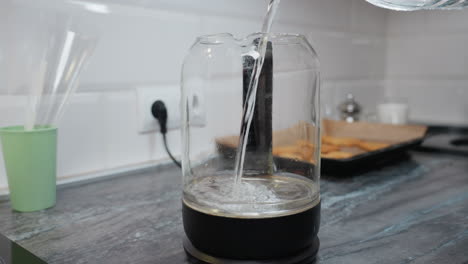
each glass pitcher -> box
[180,32,321,262]
[366,0,468,10]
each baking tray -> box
[217,138,423,176]
[216,120,428,176]
[320,137,424,175]
[319,119,428,174]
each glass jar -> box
[366,0,468,10]
[181,33,321,262]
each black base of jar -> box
[184,237,319,264]
[182,201,321,262]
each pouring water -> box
[233,0,281,191]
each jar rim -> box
[197,32,307,45]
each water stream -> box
[233,0,281,192]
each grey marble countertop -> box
[0,150,467,264]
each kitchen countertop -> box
[0,150,467,264]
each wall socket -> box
[135,85,206,134]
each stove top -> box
[419,126,468,155]
[0,234,47,264]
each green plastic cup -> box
[0,126,57,212]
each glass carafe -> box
[366,0,468,10]
[181,33,321,262]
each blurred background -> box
[0,0,467,191]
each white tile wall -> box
[56,93,107,177]
[384,9,468,125]
[0,0,389,190]
[80,10,202,84]
[321,80,386,121]
[383,79,468,125]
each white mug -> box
[377,103,409,125]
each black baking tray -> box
[320,138,425,175]
[217,137,426,177]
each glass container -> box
[3,1,98,129]
[366,0,468,10]
[181,33,321,262]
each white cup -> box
[377,103,409,125]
